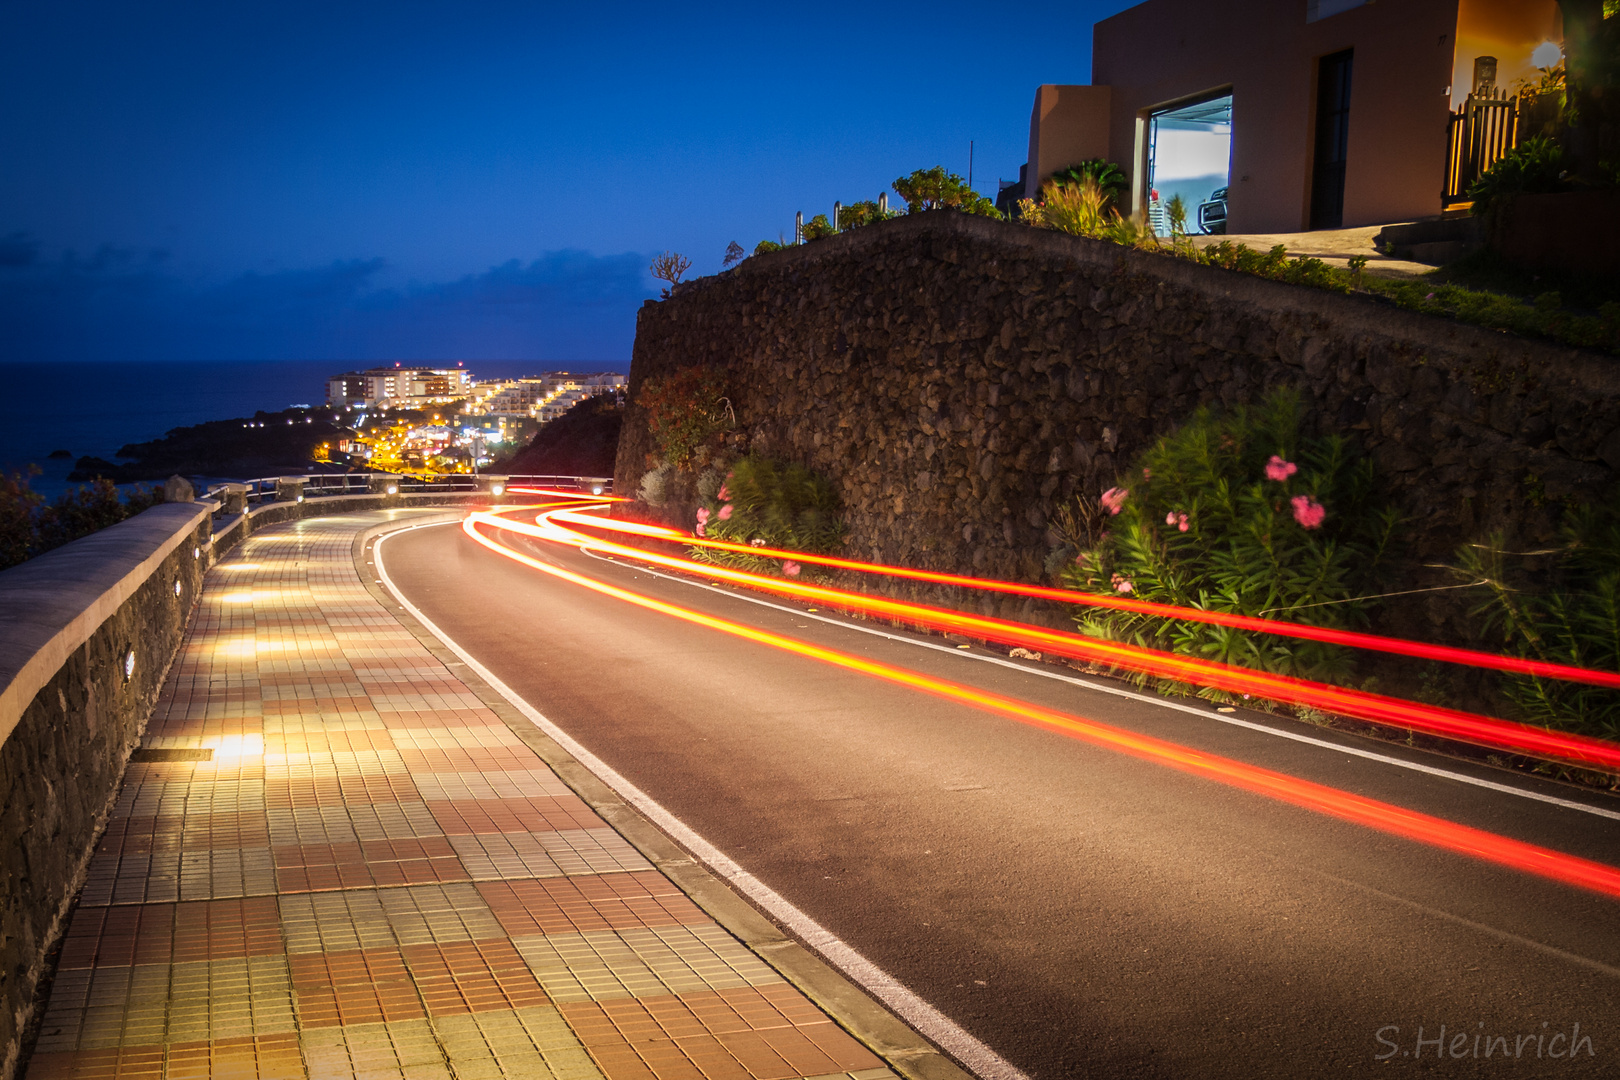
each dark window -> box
[1310,49,1353,229]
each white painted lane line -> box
[374,521,1029,1080]
[570,543,1620,824]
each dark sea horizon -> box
[0,359,622,501]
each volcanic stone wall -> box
[618,212,1620,641]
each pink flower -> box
[1165,512,1176,526]
[696,507,709,525]
[1264,455,1298,482]
[750,538,765,547]
[1291,495,1326,529]
[1100,487,1129,515]
[782,560,801,577]
[1110,573,1133,594]
[695,523,706,536]
[1142,468,1152,480]
[717,484,729,500]
[717,504,733,521]
[1177,513,1189,532]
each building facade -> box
[325,366,475,409]
[1022,0,1562,233]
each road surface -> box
[375,514,1620,1078]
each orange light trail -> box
[462,513,1620,903]
[540,507,1620,693]
[477,507,1620,773]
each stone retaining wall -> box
[618,212,1620,643]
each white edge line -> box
[563,543,1620,825]
[372,521,1031,1080]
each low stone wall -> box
[619,211,1620,644]
[0,504,211,1080]
[0,490,504,1080]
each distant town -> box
[320,364,625,476]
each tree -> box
[722,241,746,266]
[1559,0,1620,182]
[650,251,693,298]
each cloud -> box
[0,240,655,363]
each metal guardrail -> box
[204,472,612,507]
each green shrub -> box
[802,214,836,241]
[893,167,1002,218]
[0,468,43,571]
[1048,159,1127,212]
[1467,134,1566,218]
[753,239,787,255]
[1061,390,1399,690]
[692,454,845,577]
[1455,506,1620,741]
[0,472,164,570]
[637,366,732,471]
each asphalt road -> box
[376,515,1620,1079]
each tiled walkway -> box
[26,513,895,1080]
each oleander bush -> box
[690,454,844,578]
[1059,390,1400,692]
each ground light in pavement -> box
[541,507,1620,692]
[469,506,1620,774]
[460,512,1620,904]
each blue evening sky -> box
[1,1,1133,365]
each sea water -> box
[0,360,601,501]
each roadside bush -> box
[1455,505,1620,741]
[691,454,845,577]
[1061,390,1399,691]
[0,472,165,571]
[0,469,43,571]
[637,366,732,471]
[1467,135,1566,219]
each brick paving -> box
[25,514,897,1080]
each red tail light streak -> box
[471,506,1620,774]
[461,512,1620,903]
[540,507,1620,694]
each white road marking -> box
[374,521,1029,1080]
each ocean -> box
[0,360,616,501]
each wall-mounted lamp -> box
[174,580,183,596]
[193,546,200,559]
[123,649,136,682]
[491,483,504,496]
[386,483,398,495]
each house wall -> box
[1026,85,1114,198]
[1088,0,1459,231]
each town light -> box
[123,649,135,681]
[491,483,504,496]
[386,483,398,495]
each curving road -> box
[374,513,1620,1078]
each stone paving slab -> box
[24,514,898,1080]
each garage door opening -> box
[1146,94,1233,236]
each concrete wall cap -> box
[0,502,210,748]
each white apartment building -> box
[326,366,475,409]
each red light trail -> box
[460,511,1620,903]
[474,506,1620,774]
[539,507,1620,693]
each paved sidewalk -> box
[25,513,896,1080]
